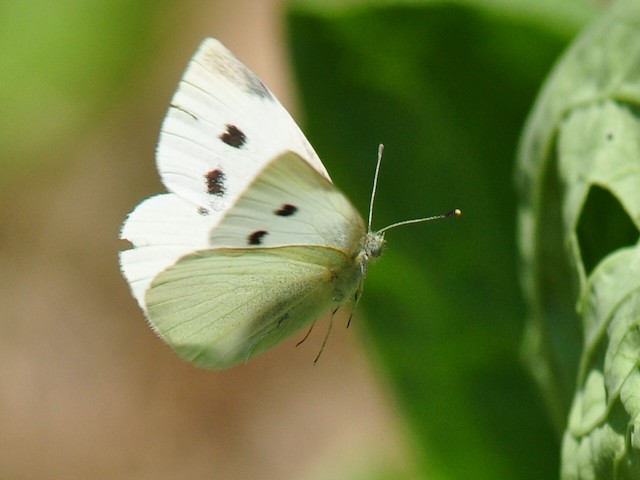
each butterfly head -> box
[355,231,386,278]
[364,230,386,260]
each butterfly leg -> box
[296,321,316,347]
[313,307,338,364]
[346,280,365,328]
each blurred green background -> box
[0,1,607,479]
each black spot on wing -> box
[205,169,226,196]
[274,204,298,217]
[248,230,268,245]
[220,124,246,148]
[197,207,209,216]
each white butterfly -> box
[119,38,459,369]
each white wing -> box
[146,246,356,369]
[158,38,328,220]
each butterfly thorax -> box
[356,231,386,276]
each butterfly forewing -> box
[157,39,329,217]
[209,152,366,253]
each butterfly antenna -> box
[367,144,385,233]
[346,285,363,328]
[378,209,461,234]
[367,144,461,234]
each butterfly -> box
[119,38,460,369]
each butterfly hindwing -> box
[146,245,356,369]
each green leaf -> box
[517,0,640,477]
[288,0,597,478]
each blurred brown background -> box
[0,1,412,478]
